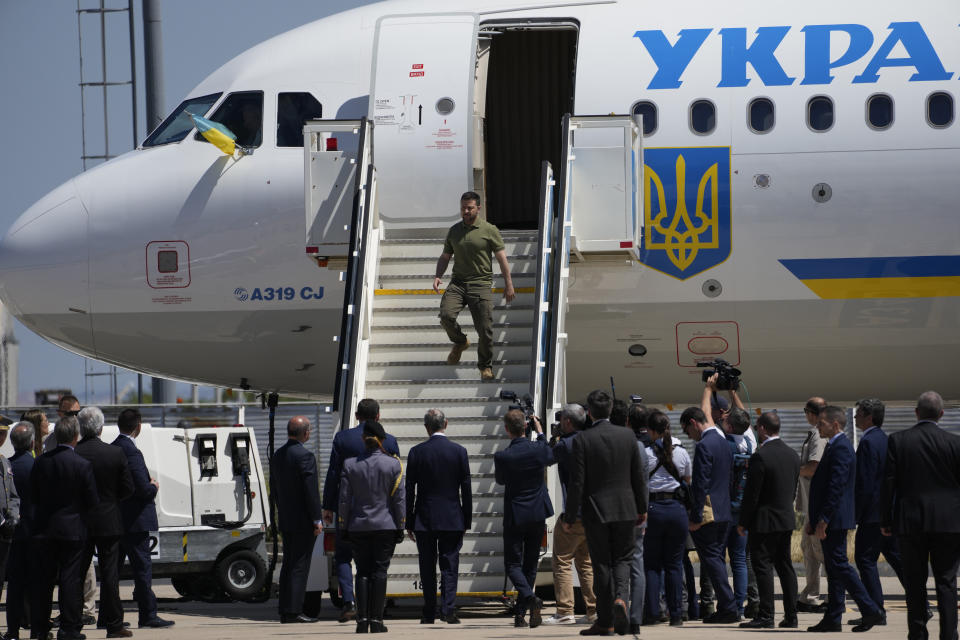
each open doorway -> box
[476,23,578,229]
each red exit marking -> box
[412,63,424,69]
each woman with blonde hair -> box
[339,420,404,633]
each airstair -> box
[303,113,643,599]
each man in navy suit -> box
[852,398,904,626]
[113,409,174,629]
[6,423,35,640]
[494,408,554,628]
[807,405,883,633]
[321,398,400,623]
[881,391,960,640]
[680,376,738,624]
[405,409,472,624]
[30,415,99,640]
[271,416,323,623]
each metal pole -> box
[137,373,143,404]
[128,0,138,146]
[100,0,109,160]
[142,0,166,133]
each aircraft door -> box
[369,13,478,228]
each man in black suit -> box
[113,409,174,629]
[321,398,400,623]
[565,390,647,637]
[881,391,960,640]
[737,411,800,629]
[494,408,554,628]
[405,409,471,625]
[30,415,99,640]
[7,423,35,640]
[852,398,904,626]
[76,407,135,638]
[807,406,883,633]
[271,416,323,624]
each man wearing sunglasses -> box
[54,395,99,628]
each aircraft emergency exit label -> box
[233,286,324,302]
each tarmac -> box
[36,576,952,640]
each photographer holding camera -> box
[543,404,597,626]
[494,409,554,628]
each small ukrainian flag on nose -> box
[190,113,236,156]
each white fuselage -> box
[1,0,958,403]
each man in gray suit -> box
[564,390,648,636]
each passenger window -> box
[631,101,658,136]
[142,93,221,147]
[807,96,834,132]
[927,92,954,128]
[277,92,323,147]
[867,94,893,130]
[690,100,716,135]
[195,91,264,148]
[748,98,774,133]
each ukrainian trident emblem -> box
[639,147,731,280]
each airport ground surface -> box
[24,577,949,640]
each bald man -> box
[271,416,323,624]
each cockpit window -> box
[277,92,323,147]
[142,93,222,147]
[194,91,264,148]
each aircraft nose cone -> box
[0,179,94,354]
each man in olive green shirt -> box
[433,192,515,381]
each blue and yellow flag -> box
[190,113,236,156]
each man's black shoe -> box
[807,620,842,632]
[780,617,799,628]
[703,610,740,624]
[79,616,95,628]
[579,624,614,636]
[96,623,129,631]
[852,612,885,633]
[442,613,461,625]
[138,618,175,629]
[339,602,357,623]
[797,601,828,613]
[528,597,543,628]
[669,618,683,627]
[848,616,886,626]
[629,623,641,633]
[514,614,528,628]
[105,629,132,639]
[279,614,317,624]
[612,599,629,635]
[419,617,435,624]
[740,618,774,629]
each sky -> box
[0,0,379,406]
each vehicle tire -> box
[328,588,344,609]
[170,575,195,600]
[216,549,267,601]
[302,591,323,618]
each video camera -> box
[697,358,742,391]
[500,390,538,435]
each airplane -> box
[1,0,958,405]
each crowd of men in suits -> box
[0,399,173,640]
[270,387,960,640]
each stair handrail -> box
[530,115,575,421]
[332,118,380,423]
